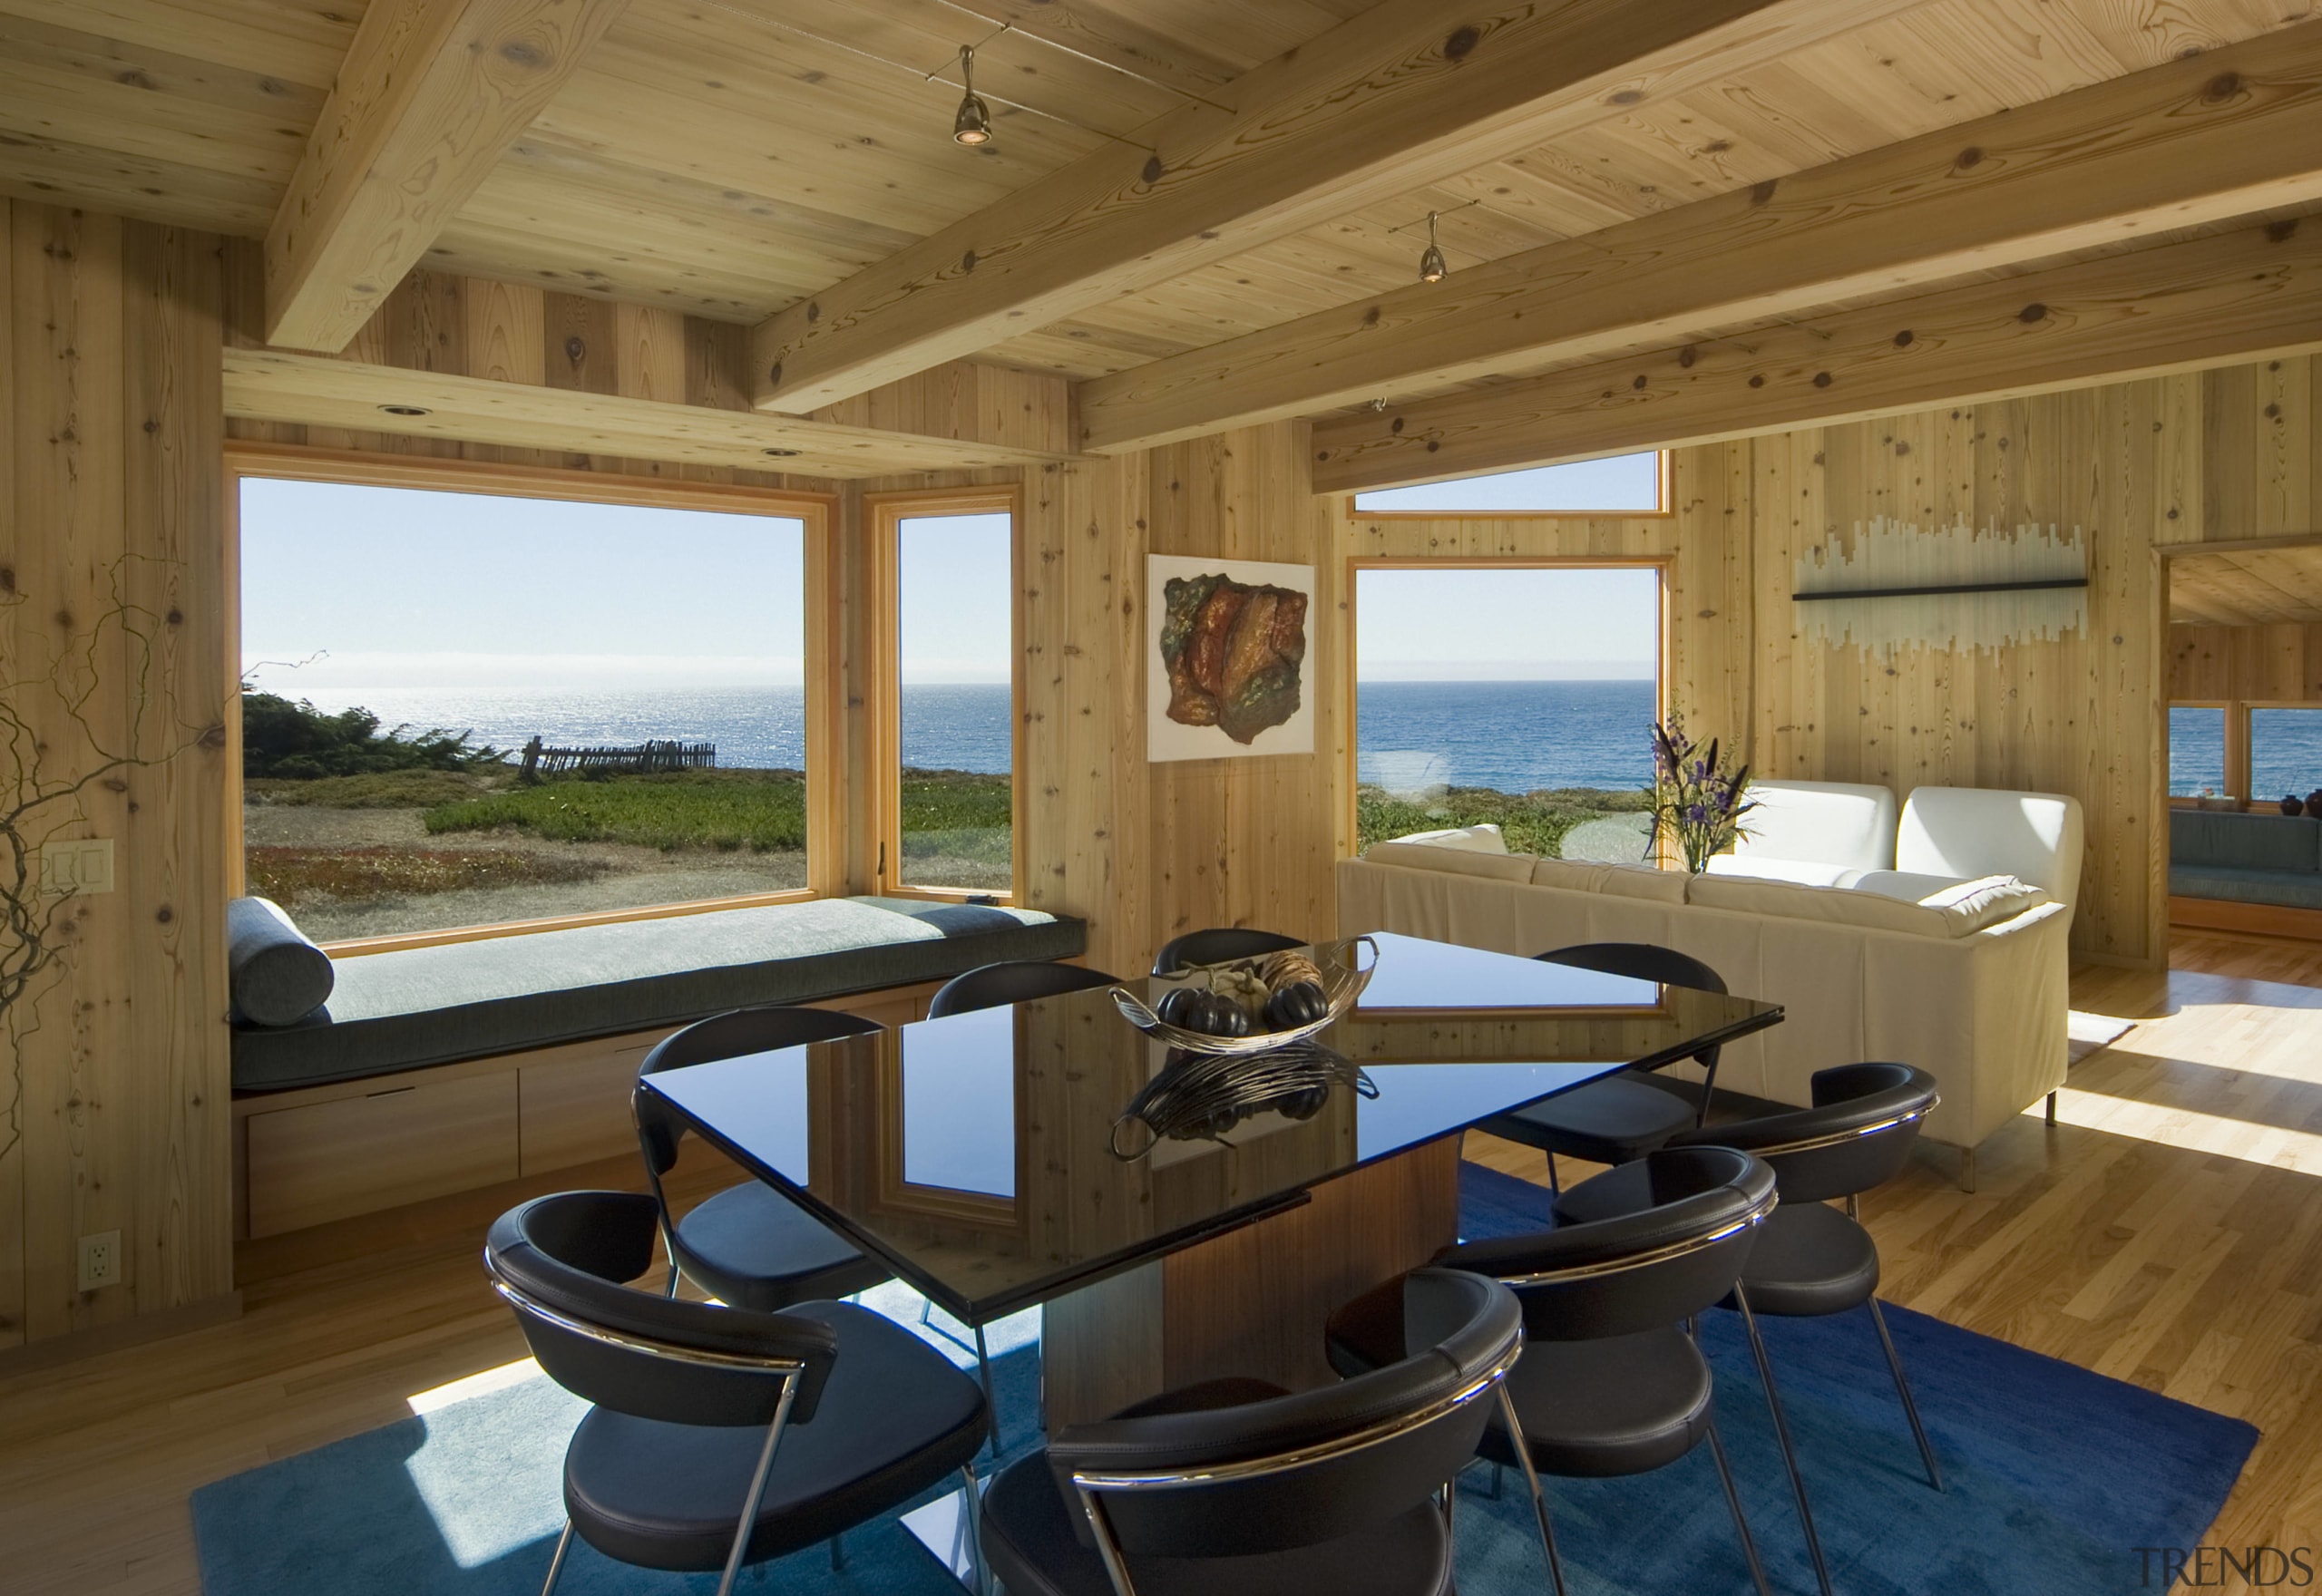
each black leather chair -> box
[633,1006,892,1310]
[927,959,1121,1017]
[1150,926,1305,976]
[485,1191,990,1596]
[1557,1063,1946,1596]
[1330,1145,1781,1596]
[1479,943,1728,1192]
[977,1267,1522,1596]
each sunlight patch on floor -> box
[407,1358,541,1416]
[2036,1085,2322,1174]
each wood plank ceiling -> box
[2172,545,2322,628]
[0,0,2316,480]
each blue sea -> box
[2172,705,2322,800]
[279,678,1660,793]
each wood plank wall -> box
[0,200,233,1351]
[2170,623,2322,703]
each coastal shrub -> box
[246,845,607,907]
[1356,783,1651,858]
[242,689,503,780]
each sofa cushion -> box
[2169,809,2322,873]
[1381,823,1509,854]
[1527,856,1688,904]
[229,896,1086,1094]
[1704,856,1857,889]
[1365,840,1539,883]
[1686,871,2047,939]
[227,896,336,1027]
[1898,786,2083,904]
[1729,781,1898,871]
[1841,869,1974,902]
[2170,864,2322,910]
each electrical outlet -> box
[40,838,114,896]
[77,1231,121,1292]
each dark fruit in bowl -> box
[1183,990,1252,1036]
[1156,986,1205,1027]
[1275,1085,1330,1121]
[1263,979,1330,1030]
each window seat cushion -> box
[229,896,1085,1094]
[2168,865,2322,911]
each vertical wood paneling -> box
[0,198,19,1350]
[1,200,231,1349]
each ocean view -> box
[287,678,1661,794]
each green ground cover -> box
[247,769,497,808]
[246,844,607,908]
[1355,783,1652,858]
[418,767,1013,859]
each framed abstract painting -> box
[1146,554,1316,762]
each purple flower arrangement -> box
[1649,713,1759,873]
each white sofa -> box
[1713,780,2085,907]
[1338,784,2083,1169]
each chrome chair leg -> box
[974,1322,1001,1463]
[1496,1384,1566,1596]
[715,1385,797,1596]
[1868,1296,1945,1492]
[539,1521,574,1596]
[959,1465,991,1596]
[1704,1418,1774,1596]
[1735,1289,1833,1596]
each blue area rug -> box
[193,1175,2259,1594]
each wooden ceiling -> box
[2172,544,2322,628]
[5,0,2322,482]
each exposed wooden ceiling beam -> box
[1311,217,2322,494]
[1083,21,2322,454]
[747,0,1927,414]
[265,0,628,353]
[221,349,1078,478]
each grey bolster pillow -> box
[227,896,335,1027]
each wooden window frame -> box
[225,442,844,955]
[1341,555,1672,859]
[1344,451,1673,521]
[2164,699,2235,807]
[863,484,1026,904]
[2244,699,2322,808]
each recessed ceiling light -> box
[378,404,432,416]
[762,447,801,458]
[952,45,991,147]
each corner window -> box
[1352,565,1661,861]
[1351,452,1667,515]
[235,465,826,945]
[2250,706,2322,805]
[873,491,1019,899]
[2168,705,2228,798]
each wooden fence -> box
[519,736,716,780]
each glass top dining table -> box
[639,930,1783,1326]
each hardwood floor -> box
[4,933,2319,1591]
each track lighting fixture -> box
[951,45,991,146]
[1418,210,1447,284]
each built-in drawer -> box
[244,1074,519,1238]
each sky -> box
[240,469,1661,696]
[1351,451,1662,513]
[1354,566,1657,680]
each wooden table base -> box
[1039,1138,1461,1427]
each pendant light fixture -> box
[951,45,992,146]
[1418,210,1447,284]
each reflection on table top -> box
[641,931,1782,1322]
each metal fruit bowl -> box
[1109,936,1378,1056]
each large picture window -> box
[235,462,827,944]
[1351,453,1668,516]
[873,490,1019,898]
[2168,704,2228,799]
[1351,564,1662,860]
[2250,706,2322,804]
